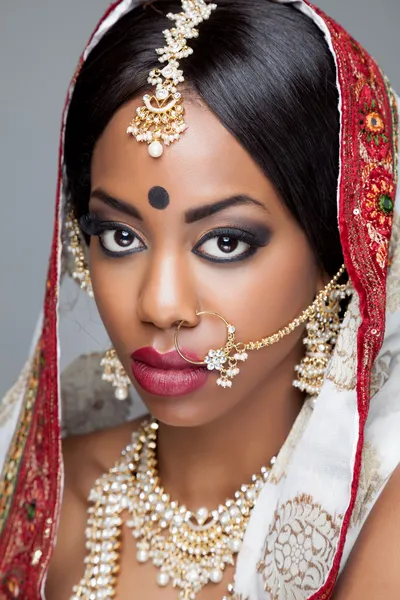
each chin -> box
[133,385,232,428]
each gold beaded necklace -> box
[71,419,276,600]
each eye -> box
[79,215,146,258]
[200,235,249,259]
[193,228,262,263]
[98,227,145,256]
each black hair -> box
[65,0,342,275]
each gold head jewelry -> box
[174,265,349,389]
[126,0,217,158]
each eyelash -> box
[80,215,147,258]
[80,214,269,263]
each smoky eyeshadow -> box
[79,213,102,236]
[222,220,272,246]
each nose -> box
[137,250,199,331]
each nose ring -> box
[174,311,247,388]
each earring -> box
[292,284,352,400]
[101,349,131,401]
[65,210,93,297]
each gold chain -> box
[245,264,346,351]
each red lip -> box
[130,347,208,397]
[131,347,203,369]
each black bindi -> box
[148,186,170,210]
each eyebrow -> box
[90,188,143,220]
[184,195,268,224]
[90,188,268,224]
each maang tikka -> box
[174,265,350,397]
[126,0,217,158]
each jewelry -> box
[64,211,93,297]
[71,419,276,600]
[292,284,352,399]
[100,348,131,400]
[174,265,347,389]
[126,0,217,158]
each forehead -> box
[91,97,275,207]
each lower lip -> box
[131,361,209,397]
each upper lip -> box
[131,347,204,370]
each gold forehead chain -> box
[127,0,217,158]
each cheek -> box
[88,242,139,337]
[197,229,318,342]
[208,229,318,381]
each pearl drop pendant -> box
[148,140,164,158]
[115,386,128,401]
[209,568,223,584]
[137,549,149,563]
[157,572,170,587]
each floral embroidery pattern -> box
[360,168,395,268]
[363,168,394,235]
[370,352,391,398]
[0,349,40,534]
[325,292,361,391]
[259,495,341,600]
[359,86,390,160]
[351,442,385,527]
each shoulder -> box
[62,416,145,499]
[333,463,400,599]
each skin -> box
[46,97,400,599]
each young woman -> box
[1,1,400,599]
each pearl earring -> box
[101,349,131,401]
[293,284,352,400]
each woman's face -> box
[88,97,323,427]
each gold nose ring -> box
[174,311,245,388]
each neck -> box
[156,353,304,509]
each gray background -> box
[0,0,399,397]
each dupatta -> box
[0,1,399,599]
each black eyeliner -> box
[193,225,272,264]
[194,226,271,248]
[80,213,147,258]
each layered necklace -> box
[71,419,276,600]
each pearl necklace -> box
[71,420,276,600]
